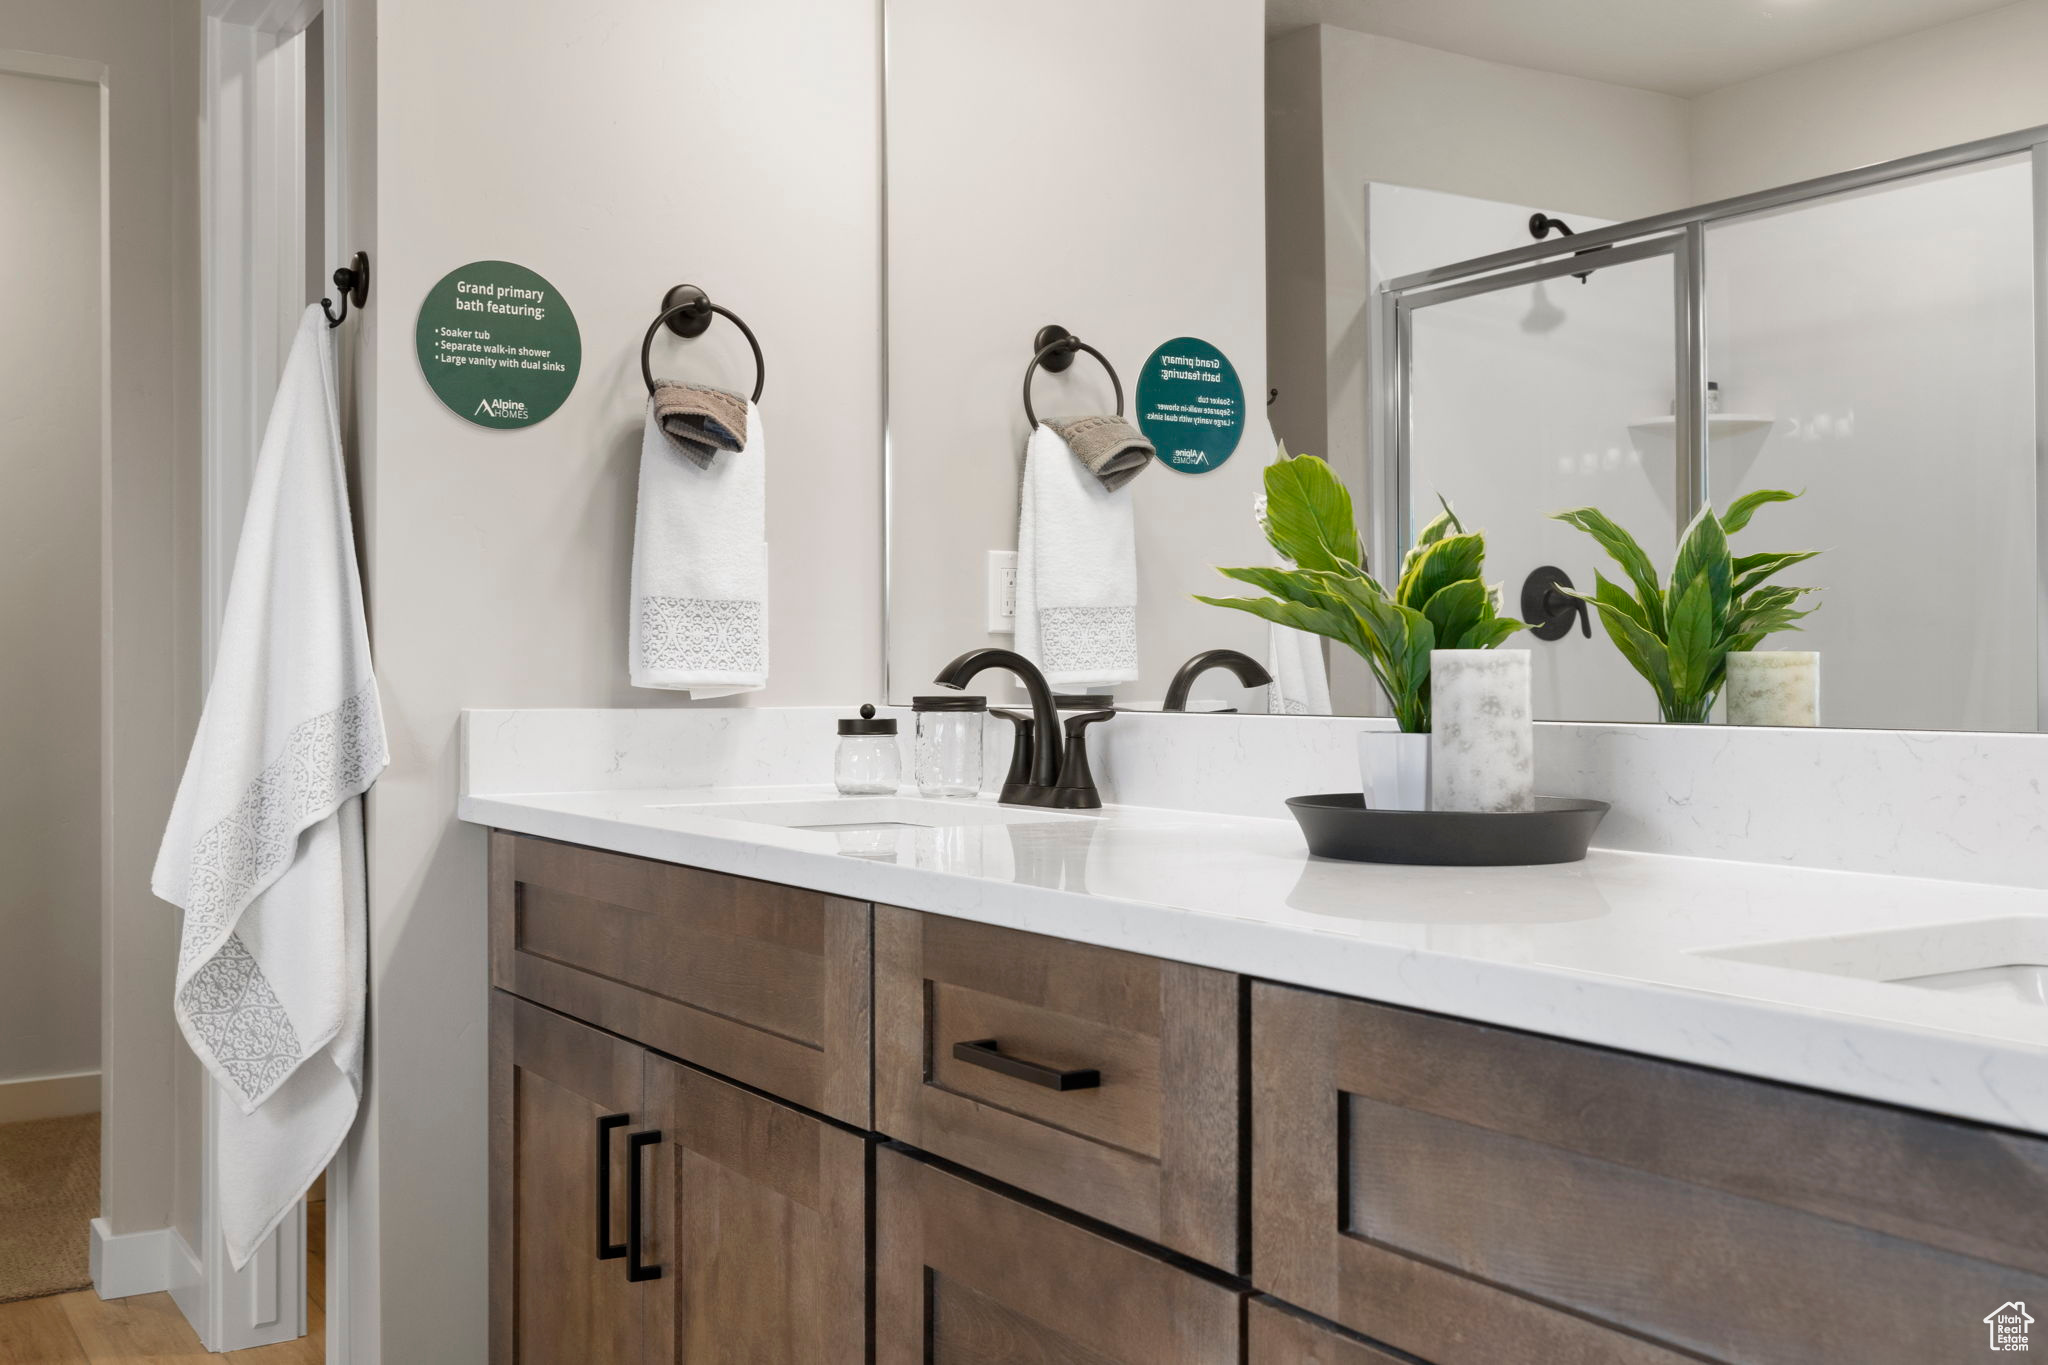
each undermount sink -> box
[1699,916,2048,1008]
[651,795,1090,831]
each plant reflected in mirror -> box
[1552,490,1822,724]
[1197,453,1525,732]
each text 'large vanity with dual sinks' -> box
[460,705,2047,1365]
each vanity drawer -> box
[1253,981,2048,1365]
[874,906,1244,1271]
[488,832,870,1126]
[875,1145,1243,1364]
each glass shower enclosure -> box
[1373,126,2048,732]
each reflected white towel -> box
[630,396,768,696]
[1261,440,1330,715]
[1015,422,1138,688]
[1266,611,1331,715]
[152,306,385,1269]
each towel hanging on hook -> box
[640,283,765,401]
[320,252,369,328]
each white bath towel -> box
[153,305,385,1269]
[1260,442,1331,715]
[1015,422,1138,688]
[630,395,768,695]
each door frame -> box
[195,0,357,1354]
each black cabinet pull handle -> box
[595,1114,630,1260]
[952,1038,1100,1091]
[626,1129,663,1283]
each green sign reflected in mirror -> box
[1134,336,1244,474]
[415,260,580,429]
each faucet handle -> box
[990,709,1036,796]
[1051,710,1114,809]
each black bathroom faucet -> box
[933,648,1107,809]
[1162,648,1274,712]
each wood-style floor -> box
[0,1200,323,1363]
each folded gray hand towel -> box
[650,380,750,469]
[1045,415,1155,492]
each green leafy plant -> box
[1552,490,1821,724]
[1195,453,1523,732]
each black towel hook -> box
[1022,324,1122,427]
[320,251,369,328]
[640,283,765,402]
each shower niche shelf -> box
[1628,414,1776,439]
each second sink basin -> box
[653,795,1091,831]
[1699,915,2048,1008]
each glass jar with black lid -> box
[909,695,987,798]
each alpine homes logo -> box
[473,396,531,422]
[1985,1301,2033,1352]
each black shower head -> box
[1529,212,1596,283]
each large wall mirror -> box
[884,0,2048,733]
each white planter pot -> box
[1726,651,1819,727]
[1429,649,1535,814]
[1357,729,1431,810]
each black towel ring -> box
[1022,324,1122,427]
[640,283,765,401]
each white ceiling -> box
[1265,0,2025,97]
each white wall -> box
[0,69,101,1087]
[1692,0,2048,201]
[356,0,881,1356]
[883,0,1270,711]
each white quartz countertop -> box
[458,780,2048,1136]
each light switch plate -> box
[986,550,1018,632]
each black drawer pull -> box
[953,1038,1100,1091]
[626,1129,663,1282]
[595,1113,630,1260]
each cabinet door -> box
[641,1052,867,1363]
[876,1145,1242,1364]
[490,991,654,1365]
[1249,1299,1411,1364]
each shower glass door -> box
[1398,235,1683,722]
[1702,153,2040,732]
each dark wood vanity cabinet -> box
[874,905,1245,1272]
[490,989,867,1365]
[489,833,2048,1365]
[1247,1299,1407,1364]
[490,992,648,1365]
[1252,980,2048,1365]
[489,831,872,1127]
[640,1052,868,1362]
[875,1145,1243,1364]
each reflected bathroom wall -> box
[1705,156,2039,732]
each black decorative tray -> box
[1285,794,1610,867]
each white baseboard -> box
[0,1070,100,1123]
[166,1226,205,1334]
[90,1218,174,1300]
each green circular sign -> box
[415,260,580,429]
[1134,336,1244,474]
